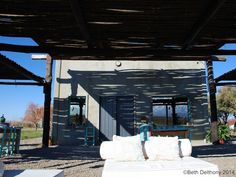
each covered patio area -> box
[0,0,236,146]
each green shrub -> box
[205,123,231,142]
[218,124,231,141]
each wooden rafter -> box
[182,0,226,50]
[216,82,236,86]
[0,0,236,60]
[1,43,236,59]
[0,82,44,86]
[0,54,45,84]
[215,68,236,83]
[69,0,93,48]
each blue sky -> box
[0,36,235,121]
[0,36,53,121]
[213,44,236,78]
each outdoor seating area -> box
[1,0,236,177]
[0,136,235,177]
[100,135,219,177]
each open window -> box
[152,96,191,126]
[68,96,87,126]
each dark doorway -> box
[100,96,135,141]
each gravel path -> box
[2,138,236,177]
[192,143,236,177]
[2,138,104,177]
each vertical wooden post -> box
[207,59,218,143]
[42,55,53,148]
[172,100,176,125]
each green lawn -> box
[21,128,43,140]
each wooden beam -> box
[207,59,218,143]
[182,0,226,49]
[211,56,226,62]
[215,68,236,83]
[0,43,50,53]
[56,55,213,61]
[42,55,53,148]
[0,82,44,86]
[1,43,236,58]
[69,0,94,48]
[216,82,236,86]
[0,27,79,39]
[0,54,45,84]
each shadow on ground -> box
[3,145,103,165]
[3,138,236,169]
[192,143,236,158]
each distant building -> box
[52,60,209,145]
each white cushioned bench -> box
[100,136,219,177]
[102,157,219,177]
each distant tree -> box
[23,103,44,130]
[23,103,54,130]
[9,121,23,127]
[217,86,236,122]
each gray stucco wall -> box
[52,60,209,145]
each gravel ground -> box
[2,138,104,177]
[2,138,236,177]
[192,142,236,177]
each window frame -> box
[152,96,191,126]
[67,95,88,127]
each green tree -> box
[217,86,236,122]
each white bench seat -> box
[102,157,219,177]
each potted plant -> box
[205,123,231,144]
[218,123,231,144]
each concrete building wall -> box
[52,60,209,145]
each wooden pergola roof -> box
[0,0,236,60]
[1,0,235,146]
[215,68,236,86]
[0,54,45,85]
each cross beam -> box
[1,43,236,59]
[0,81,44,86]
[69,0,94,48]
[182,0,226,50]
[216,82,236,86]
[0,54,45,84]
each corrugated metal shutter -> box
[116,96,134,137]
[100,96,134,141]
